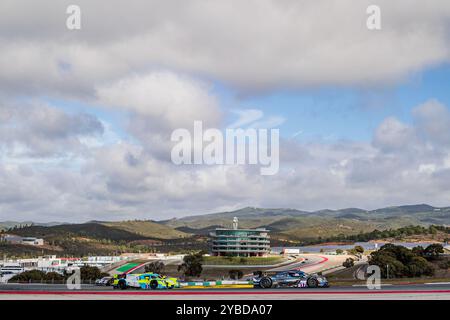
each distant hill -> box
[1,223,154,257]
[162,207,304,229]
[0,221,63,231]
[9,223,149,241]
[0,243,61,257]
[1,220,189,240]
[101,220,190,239]
[161,204,450,241]
[1,221,204,257]
[174,225,221,236]
[2,204,450,245]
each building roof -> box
[214,227,269,232]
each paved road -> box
[269,254,349,273]
[1,283,450,300]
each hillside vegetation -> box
[2,204,450,258]
[1,223,152,257]
[8,223,149,241]
[163,205,450,241]
[303,225,450,245]
[102,220,190,239]
[0,223,203,257]
[0,243,61,257]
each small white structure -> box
[21,237,44,246]
[232,217,239,230]
[281,248,301,255]
[1,234,44,246]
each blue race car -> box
[252,270,329,289]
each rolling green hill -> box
[0,243,61,257]
[101,220,190,239]
[8,223,149,241]
[1,223,152,257]
[0,221,62,231]
[0,221,197,257]
[161,204,450,241]
[2,204,450,250]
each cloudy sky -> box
[1,0,450,222]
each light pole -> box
[386,264,389,279]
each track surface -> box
[1,283,450,300]
[2,255,448,299]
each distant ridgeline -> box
[305,225,450,245]
[1,204,450,257]
[0,222,207,257]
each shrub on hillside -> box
[145,261,165,274]
[228,269,244,280]
[9,270,64,282]
[78,266,109,280]
[178,252,203,278]
[342,258,355,268]
[369,244,435,278]
[424,244,444,260]
[438,260,450,270]
[354,246,364,254]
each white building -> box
[0,255,128,276]
[0,262,24,283]
[21,237,44,246]
[281,248,301,255]
[1,234,44,246]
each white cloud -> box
[96,72,221,129]
[1,99,450,222]
[1,0,450,96]
[94,71,222,162]
[373,117,416,153]
[1,1,450,221]
[413,99,450,146]
[0,100,104,157]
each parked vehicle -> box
[95,276,113,286]
[252,270,329,289]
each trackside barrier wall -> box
[179,280,253,287]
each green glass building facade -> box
[209,227,270,257]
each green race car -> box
[113,273,178,290]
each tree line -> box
[8,265,109,283]
[369,243,445,278]
[309,225,450,245]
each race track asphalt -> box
[1,282,450,300]
[1,255,448,300]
